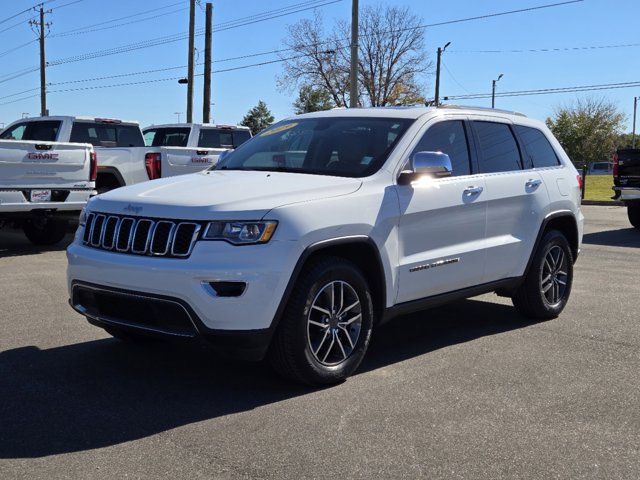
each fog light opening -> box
[206,281,246,297]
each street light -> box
[633,96,638,149]
[434,41,451,106]
[174,112,183,123]
[491,74,504,109]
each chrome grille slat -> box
[82,212,199,259]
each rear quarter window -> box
[71,122,144,147]
[515,125,560,168]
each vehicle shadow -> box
[0,298,532,458]
[582,228,640,248]
[0,230,73,259]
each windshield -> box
[215,117,413,177]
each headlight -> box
[202,220,277,245]
[78,207,88,227]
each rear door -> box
[470,119,549,282]
[395,117,488,303]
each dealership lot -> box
[0,205,638,479]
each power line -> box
[51,1,187,37]
[446,80,640,100]
[449,42,640,54]
[0,39,38,59]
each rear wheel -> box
[512,230,573,320]
[22,218,68,246]
[269,256,374,385]
[627,202,640,229]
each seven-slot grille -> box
[82,212,201,258]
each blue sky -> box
[0,0,639,130]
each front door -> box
[395,119,488,304]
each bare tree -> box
[279,5,431,108]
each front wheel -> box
[22,218,68,246]
[512,230,574,320]
[269,256,374,385]
[627,202,640,229]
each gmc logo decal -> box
[191,157,213,164]
[27,152,59,161]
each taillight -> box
[577,174,583,190]
[612,152,619,177]
[145,152,161,180]
[90,151,97,181]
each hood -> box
[88,170,362,220]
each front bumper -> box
[612,186,640,202]
[66,237,300,354]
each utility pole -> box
[633,96,638,149]
[186,0,196,123]
[30,7,51,116]
[434,42,451,106]
[203,2,213,123]
[491,73,504,109]
[349,0,358,108]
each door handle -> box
[464,186,483,196]
[526,179,542,188]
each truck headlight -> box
[202,221,277,245]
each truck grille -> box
[83,212,201,258]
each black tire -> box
[22,218,68,246]
[103,325,157,343]
[512,230,574,320]
[268,256,374,386]
[627,203,640,229]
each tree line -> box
[238,4,634,164]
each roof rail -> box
[437,104,527,117]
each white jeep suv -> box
[67,106,584,385]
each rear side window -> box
[0,121,61,141]
[198,129,251,149]
[474,121,522,173]
[143,128,190,147]
[515,125,560,168]
[411,120,471,176]
[70,122,144,147]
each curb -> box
[581,200,624,206]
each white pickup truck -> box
[142,123,251,178]
[0,118,96,245]
[1,116,152,194]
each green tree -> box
[546,97,626,166]
[240,100,275,135]
[293,85,334,114]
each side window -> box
[474,121,522,173]
[515,125,560,168]
[411,120,471,176]
[0,122,27,140]
[143,129,157,147]
[25,121,61,142]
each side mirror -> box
[398,151,453,185]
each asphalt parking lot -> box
[0,205,638,479]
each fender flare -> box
[269,235,387,333]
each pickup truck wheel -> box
[269,256,374,386]
[22,218,68,246]
[627,202,640,229]
[512,230,573,320]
